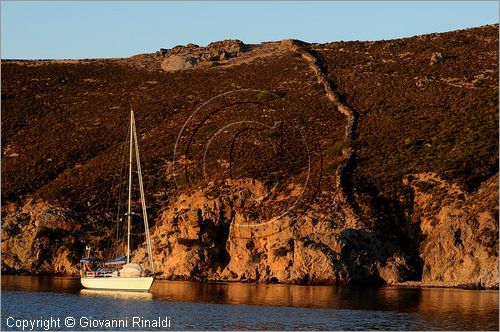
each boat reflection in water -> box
[80,288,153,301]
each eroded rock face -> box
[1,200,83,275]
[135,175,499,288]
[3,174,497,288]
[133,178,419,285]
[407,172,499,288]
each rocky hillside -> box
[2,25,498,288]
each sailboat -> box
[80,110,155,292]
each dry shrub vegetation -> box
[314,25,498,222]
[2,25,498,237]
[2,51,344,228]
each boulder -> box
[161,54,198,72]
[207,39,246,55]
[155,48,169,57]
[430,52,443,65]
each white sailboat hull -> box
[81,277,154,292]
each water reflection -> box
[413,288,499,330]
[1,275,81,294]
[150,280,424,310]
[80,289,153,301]
[2,275,498,330]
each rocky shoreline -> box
[2,172,498,289]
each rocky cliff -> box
[409,173,498,288]
[2,25,498,288]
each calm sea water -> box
[1,276,498,330]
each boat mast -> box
[131,113,155,273]
[126,110,134,264]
